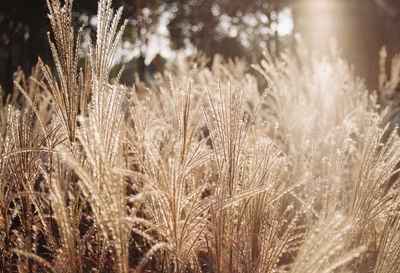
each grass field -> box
[0,0,400,272]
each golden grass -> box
[0,0,400,272]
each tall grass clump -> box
[0,0,400,272]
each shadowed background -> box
[1,0,400,93]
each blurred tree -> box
[374,0,400,19]
[5,0,400,94]
[1,0,294,95]
[167,0,291,62]
[292,0,400,89]
[0,0,49,94]
[0,0,164,95]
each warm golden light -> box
[293,0,388,88]
[293,0,347,55]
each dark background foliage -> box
[1,0,400,95]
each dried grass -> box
[0,0,400,272]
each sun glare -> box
[294,0,344,54]
[277,8,294,36]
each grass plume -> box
[0,1,400,272]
